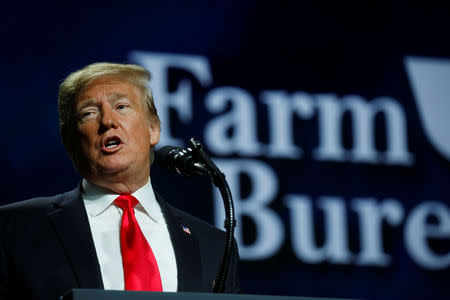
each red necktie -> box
[114,194,163,291]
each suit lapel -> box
[47,186,104,289]
[156,194,203,292]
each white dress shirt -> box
[82,178,178,291]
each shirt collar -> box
[81,178,163,223]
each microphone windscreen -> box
[155,146,181,169]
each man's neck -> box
[85,175,150,195]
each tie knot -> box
[114,194,139,210]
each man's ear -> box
[149,121,161,147]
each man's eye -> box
[80,110,97,120]
[117,104,127,110]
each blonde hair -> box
[58,62,160,169]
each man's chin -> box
[83,165,129,187]
[81,157,150,181]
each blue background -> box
[1,1,449,299]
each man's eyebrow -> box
[77,92,128,111]
[108,92,128,102]
[77,99,97,111]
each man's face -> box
[74,76,160,186]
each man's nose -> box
[99,107,118,132]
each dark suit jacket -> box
[0,186,239,300]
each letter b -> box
[213,159,284,260]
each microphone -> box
[156,139,236,292]
[155,146,209,176]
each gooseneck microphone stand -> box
[156,138,236,293]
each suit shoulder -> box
[0,190,74,214]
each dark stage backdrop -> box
[2,1,449,300]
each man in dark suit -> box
[0,63,239,300]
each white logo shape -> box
[404,56,450,160]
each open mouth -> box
[102,136,123,153]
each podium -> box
[63,289,357,300]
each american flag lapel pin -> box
[181,224,191,235]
